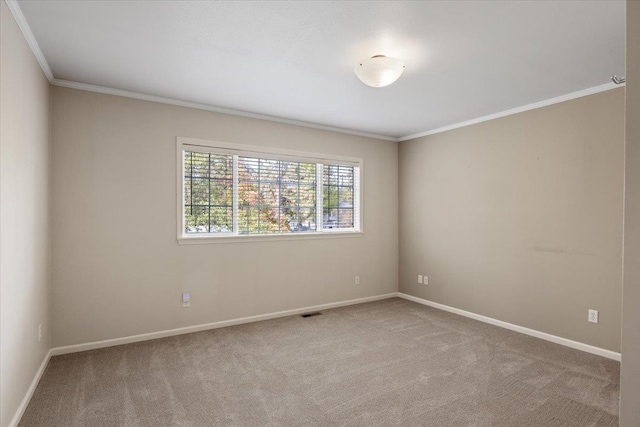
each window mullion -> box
[232,155,239,235]
[316,164,323,232]
[278,160,282,233]
[207,153,212,232]
[297,163,301,230]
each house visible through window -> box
[323,164,355,229]
[179,139,361,241]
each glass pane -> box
[280,182,298,207]
[238,207,258,234]
[323,185,336,210]
[338,208,354,228]
[183,150,233,234]
[190,152,210,178]
[280,161,299,183]
[323,207,338,229]
[259,158,279,183]
[299,163,316,184]
[280,206,297,232]
[210,179,232,205]
[239,181,258,207]
[259,182,279,207]
[338,186,354,208]
[184,177,192,206]
[337,166,354,187]
[190,178,210,206]
[184,152,193,176]
[238,157,260,181]
[322,164,356,230]
[299,184,316,207]
[185,206,209,233]
[234,156,321,235]
[297,208,316,232]
[322,164,334,185]
[210,207,233,233]
[259,208,280,233]
[210,154,232,179]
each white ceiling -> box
[17,1,625,140]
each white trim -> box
[232,155,239,233]
[50,293,397,356]
[51,79,623,144]
[397,292,621,361]
[9,291,620,425]
[5,0,624,145]
[8,349,52,427]
[50,79,397,142]
[6,0,392,142]
[4,0,54,81]
[179,137,363,167]
[39,291,621,359]
[177,231,363,245]
[177,137,363,242]
[316,165,324,231]
[49,78,625,144]
[397,82,625,142]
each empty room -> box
[2,0,639,426]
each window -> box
[323,164,355,229]
[184,151,233,233]
[178,138,362,242]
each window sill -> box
[177,231,364,245]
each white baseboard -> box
[9,349,52,427]
[10,293,395,426]
[396,292,621,361]
[51,293,398,356]
[11,291,620,426]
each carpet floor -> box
[20,298,620,426]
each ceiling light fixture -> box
[354,55,406,88]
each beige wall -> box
[50,86,398,347]
[0,2,51,427]
[399,88,625,352]
[620,0,640,424]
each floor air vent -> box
[301,312,322,318]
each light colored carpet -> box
[20,298,620,426]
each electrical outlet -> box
[182,293,191,308]
[355,276,360,285]
[418,274,423,284]
[423,276,429,285]
[38,324,42,342]
[588,309,599,324]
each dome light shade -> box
[354,55,406,88]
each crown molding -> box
[50,79,625,145]
[5,0,396,142]
[6,0,624,144]
[50,79,398,141]
[397,81,625,142]
[5,0,54,81]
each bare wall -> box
[50,86,398,347]
[0,2,51,426]
[399,88,624,352]
[620,0,640,424]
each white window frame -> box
[177,137,364,244]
